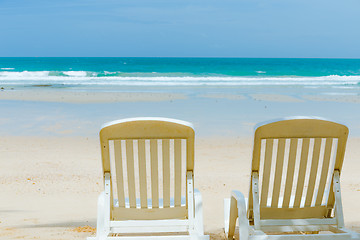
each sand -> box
[302,94,360,103]
[250,94,304,102]
[0,89,360,239]
[0,90,187,103]
[1,136,360,240]
[199,93,246,100]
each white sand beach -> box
[0,89,360,239]
[1,136,360,240]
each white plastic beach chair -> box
[88,117,209,240]
[224,117,360,240]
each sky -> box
[0,0,359,58]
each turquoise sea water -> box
[1,58,360,137]
[0,58,360,88]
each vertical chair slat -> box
[174,139,182,207]
[271,139,285,208]
[126,140,136,208]
[293,138,310,207]
[138,139,148,208]
[282,138,298,207]
[305,138,322,207]
[162,139,170,207]
[316,138,333,206]
[326,181,335,218]
[150,139,159,208]
[326,140,341,217]
[114,140,125,207]
[260,139,274,207]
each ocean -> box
[0,57,360,89]
[1,57,360,137]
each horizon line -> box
[0,56,360,59]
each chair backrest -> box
[248,117,348,220]
[100,117,195,220]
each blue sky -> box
[0,0,359,57]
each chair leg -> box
[224,198,231,237]
[194,189,209,240]
[94,191,109,240]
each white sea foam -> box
[104,71,117,75]
[1,68,15,70]
[63,71,87,77]
[0,71,359,87]
[0,71,50,78]
[256,71,266,73]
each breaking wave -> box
[0,71,359,87]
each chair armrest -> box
[225,190,249,240]
[231,190,249,234]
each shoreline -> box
[1,87,360,103]
[0,89,188,103]
[0,88,359,137]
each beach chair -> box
[88,117,209,240]
[224,117,360,240]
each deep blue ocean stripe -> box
[1,57,360,77]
